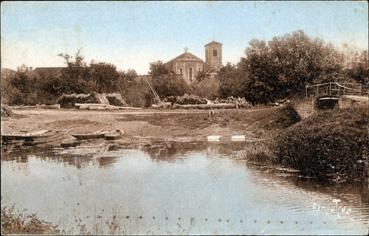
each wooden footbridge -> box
[305,82,368,109]
[305,81,366,98]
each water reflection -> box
[2,141,369,194]
[1,141,249,167]
[1,142,369,235]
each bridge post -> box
[316,85,319,97]
[305,86,308,97]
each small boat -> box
[60,140,80,148]
[71,133,106,140]
[104,129,125,140]
[71,129,125,140]
[2,130,51,142]
[71,129,106,140]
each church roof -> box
[165,52,205,65]
[205,41,222,46]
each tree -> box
[90,62,121,93]
[217,62,246,98]
[121,69,138,82]
[242,30,344,103]
[190,76,220,99]
[58,49,86,68]
[149,60,170,77]
[195,70,208,82]
[151,74,189,98]
[11,71,32,93]
[118,71,152,107]
[57,50,122,94]
[347,50,369,86]
[17,64,32,73]
[9,70,39,105]
[58,50,90,94]
[149,60,189,98]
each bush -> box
[57,92,105,108]
[275,106,369,183]
[104,93,127,106]
[164,93,208,105]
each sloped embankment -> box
[275,106,369,183]
[253,104,301,130]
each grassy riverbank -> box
[274,106,369,184]
[242,105,369,184]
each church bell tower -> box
[205,41,222,70]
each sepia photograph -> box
[1,1,368,235]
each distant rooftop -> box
[33,67,66,71]
[32,67,66,78]
[165,51,205,65]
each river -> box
[1,142,368,235]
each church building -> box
[164,41,223,83]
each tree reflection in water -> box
[2,141,368,202]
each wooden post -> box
[316,85,319,97]
[305,86,308,97]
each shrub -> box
[104,93,127,106]
[1,205,59,234]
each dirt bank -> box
[1,106,298,147]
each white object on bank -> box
[231,135,246,142]
[207,135,222,142]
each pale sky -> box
[1,1,368,74]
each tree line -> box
[216,30,367,104]
[1,50,145,106]
[2,30,368,106]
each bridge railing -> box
[305,82,367,98]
